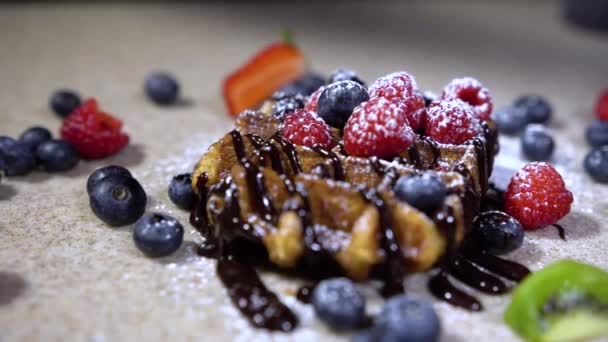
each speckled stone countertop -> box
[1,2,607,341]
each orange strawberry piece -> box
[223,43,306,117]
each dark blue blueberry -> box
[584,147,608,183]
[168,173,196,210]
[492,106,528,135]
[271,96,305,120]
[312,278,366,330]
[514,95,552,124]
[19,126,52,151]
[359,295,441,342]
[585,120,608,147]
[328,68,366,87]
[133,212,184,257]
[394,173,447,213]
[279,72,325,96]
[422,91,437,107]
[0,136,16,153]
[0,143,36,176]
[89,174,146,226]
[472,211,524,255]
[144,73,180,105]
[317,81,369,129]
[36,139,79,173]
[87,165,132,194]
[521,124,555,161]
[50,90,82,117]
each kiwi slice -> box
[504,260,608,342]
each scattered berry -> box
[0,143,36,176]
[271,95,305,120]
[585,119,608,147]
[60,98,129,159]
[358,295,441,342]
[133,213,184,257]
[343,97,415,158]
[50,90,82,117]
[281,109,335,149]
[168,173,196,210]
[423,90,438,107]
[521,124,555,161]
[425,99,480,145]
[144,73,180,105]
[19,126,52,151]
[304,85,325,113]
[584,147,608,183]
[0,136,16,151]
[514,95,552,124]
[442,77,492,120]
[87,165,133,195]
[368,71,418,103]
[312,278,366,330]
[492,106,528,135]
[472,211,524,255]
[596,89,608,121]
[328,68,365,86]
[36,140,79,172]
[89,174,147,226]
[317,81,369,128]
[279,72,325,96]
[504,162,573,230]
[401,91,427,131]
[394,173,448,213]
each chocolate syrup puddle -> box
[428,271,483,311]
[448,255,508,294]
[217,259,298,332]
[552,224,567,241]
[461,247,530,282]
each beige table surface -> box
[1,2,608,341]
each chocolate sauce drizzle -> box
[553,224,567,241]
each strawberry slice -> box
[223,42,306,117]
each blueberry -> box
[359,295,441,342]
[0,136,16,151]
[492,106,528,135]
[312,278,366,330]
[317,81,369,129]
[328,68,366,87]
[0,143,36,176]
[584,147,608,183]
[585,120,608,147]
[36,139,79,173]
[514,95,552,124]
[394,173,447,213]
[86,165,132,194]
[89,174,146,226]
[279,72,325,96]
[521,124,555,161]
[472,211,524,255]
[144,72,180,105]
[133,213,184,257]
[19,126,52,151]
[168,173,196,210]
[423,91,438,107]
[271,96,305,120]
[50,90,82,117]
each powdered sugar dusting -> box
[442,77,493,120]
[426,99,480,145]
[369,71,418,102]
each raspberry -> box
[281,109,335,149]
[304,85,325,113]
[401,91,427,132]
[60,99,129,159]
[504,162,573,230]
[425,99,480,145]
[368,72,418,103]
[442,77,492,120]
[343,97,415,158]
[596,89,608,122]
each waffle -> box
[190,107,497,286]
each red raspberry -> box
[425,99,480,145]
[281,109,335,149]
[504,162,573,230]
[343,97,415,158]
[442,77,492,120]
[368,72,418,103]
[596,89,608,122]
[401,91,427,132]
[60,98,129,159]
[304,85,325,113]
